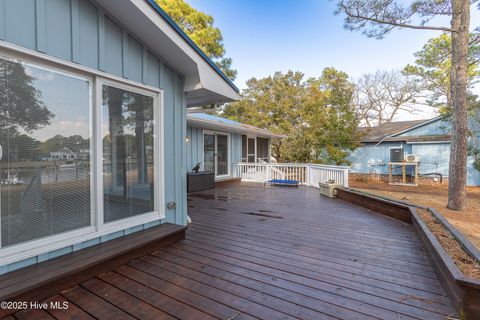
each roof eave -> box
[187,117,284,139]
[94,0,239,106]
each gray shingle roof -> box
[360,120,431,142]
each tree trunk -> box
[447,0,470,211]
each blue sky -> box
[189,0,480,120]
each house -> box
[348,117,480,186]
[49,146,90,161]
[186,112,284,180]
[0,0,239,275]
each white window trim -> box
[0,46,166,267]
[245,135,257,163]
[97,78,165,228]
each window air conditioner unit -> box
[405,154,420,162]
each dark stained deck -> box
[5,182,456,319]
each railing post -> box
[306,164,311,186]
[343,168,349,188]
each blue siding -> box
[78,0,99,68]
[45,0,72,59]
[145,51,160,87]
[349,117,480,186]
[411,143,450,176]
[127,35,143,82]
[395,119,449,137]
[103,16,123,76]
[349,142,405,175]
[0,0,189,270]
[186,125,244,178]
[3,0,36,50]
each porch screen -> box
[102,85,155,223]
[241,135,247,162]
[0,58,91,247]
[257,138,269,162]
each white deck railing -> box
[234,163,349,188]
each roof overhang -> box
[187,117,285,139]
[95,0,240,106]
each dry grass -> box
[417,208,480,280]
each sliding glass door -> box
[203,132,229,178]
[0,52,164,265]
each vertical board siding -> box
[0,0,5,40]
[71,0,80,62]
[4,0,36,50]
[0,0,189,269]
[103,16,122,77]
[145,50,160,87]
[127,35,143,82]
[163,65,176,223]
[45,0,72,60]
[174,74,185,225]
[78,0,99,69]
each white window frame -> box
[97,78,165,232]
[246,135,257,163]
[0,42,165,266]
[255,136,271,163]
[203,130,231,179]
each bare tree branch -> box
[340,3,457,33]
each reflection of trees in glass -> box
[37,134,88,156]
[103,86,153,188]
[0,59,54,162]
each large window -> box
[102,85,155,223]
[0,58,92,247]
[0,52,163,265]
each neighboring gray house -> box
[0,0,238,274]
[348,117,480,186]
[186,113,283,181]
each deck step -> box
[0,223,186,304]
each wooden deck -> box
[4,182,456,319]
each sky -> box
[188,0,480,120]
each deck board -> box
[3,182,457,319]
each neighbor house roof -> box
[187,113,285,139]
[94,0,239,106]
[359,118,449,143]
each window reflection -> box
[102,85,155,223]
[0,58,91,247]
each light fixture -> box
[185,136,190,143]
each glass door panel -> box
[216,134,228,176]
[203,133,229,177]
[203,134,215,173]
[102,85,154,223]
[0,58,91,247]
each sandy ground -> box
[349,177,480,250]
